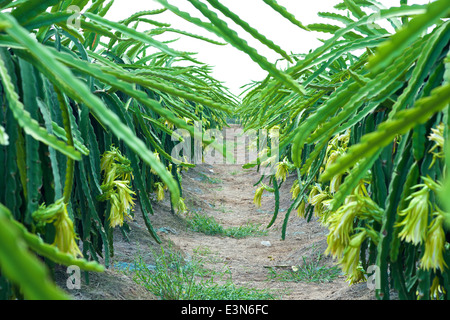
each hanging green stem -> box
[55,88,75,204]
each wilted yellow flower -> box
[329,174,343,194]
[325,200,359,259]
[325,150,340,168]
[115,180,136,209]
[32,199,83,258]
[290,180,300,200]
[352,179,370,198]
[308,184,331,218]
[319,199,334,222]
[99,180,135,228]
[429,123,445,148]
[324,194,382,259]
[155,182,165,202]
[428,122,445,152]
[150,151,161,175]
[326,134,340,155]
[324,150,344,194]
[108,182,134,228]
[308,184,320,201]
[297,200,306,218]
[338,230,367,284]
[100,149,116,174]
[345,268,366,285]
[275,158,290,182]
[177,197,187,214]
[101,147,132,175]
[428,123,445,168]
[99,147,136,228]
[102,180,135,228]
[109,193,124,228]
[101,159,117,186]
[396,185,430,245]
[420,212,448,272]
[254,186,265,207]
[101,147,133,183]
[430,276,446,300]
[311,193,330,217]
[338,130,351,148]
[325,130,349,160]
[52,203,83,258]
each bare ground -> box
[56,125,375,300]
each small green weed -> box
[197,172,223,184]
[185,212,268,238]
[267,247,341,283]
[193,246,224,264]
[131,246,276,300]
[218,204,233,213]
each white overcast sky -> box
[104,0,432,97]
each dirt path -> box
[62,125,375,300]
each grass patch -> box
[197,172,223,184]
[193,245,224,264]
[131,246,276,300]
[218,204,233,213]
[267,246,341,283]
[185,212,268,239]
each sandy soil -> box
[56,125,375,300]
